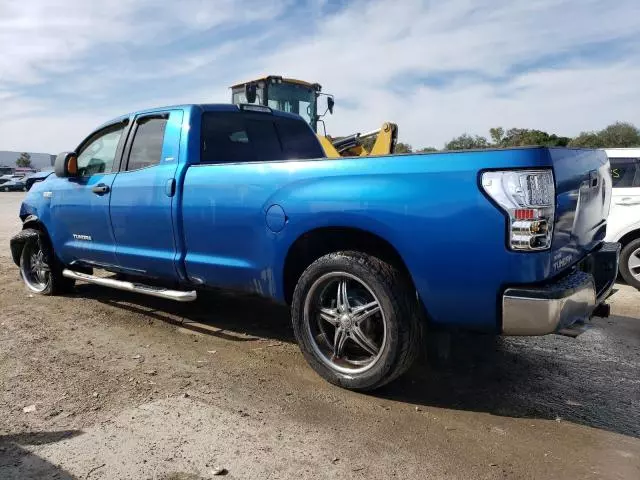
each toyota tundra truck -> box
[10,104,619,390]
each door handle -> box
[92,184,110,195]
[165,178,176,197]
[615,197,640,206]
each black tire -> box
[619,238,640,289]
[291,251,421,391]
[19,229,74,295]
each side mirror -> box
[54,152,78,178]
[327,96,334,115]
[245,84,257,104]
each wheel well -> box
[20,217,52,252]
[21,215,44,231]
[617,229,640,249]
[23,221,45,233]
[10,219,47,267]
[282,227,412,304]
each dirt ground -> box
[0,192,639,479]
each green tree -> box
[569,122,640,148]
[444,134,490,151]
[596,122,640,147]
[394,142,413,154]
[568,132,604,148]
[497,128,570,147]
[489,127,504,145]
[416,147,438,153]
[16,152,32,168]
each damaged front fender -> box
[10,228,40,266]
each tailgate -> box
[550,148,611,272]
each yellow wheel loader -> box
[230,76,397,158]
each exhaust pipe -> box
[63,269,197,302]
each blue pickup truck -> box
[10,103,620,390]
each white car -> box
[0,174,22,185]
[604,148,640,288]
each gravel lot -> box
[0,192,639,479]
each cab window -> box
[126,117,168,171]
[200,111,324,164]
[76,125,124,176]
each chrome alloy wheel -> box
[303,272,387,375]
[21,239,51,292]
[628,247,640,282]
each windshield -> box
[266,82,317,128]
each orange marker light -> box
[67,155,78,175]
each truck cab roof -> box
[97,103,305,130]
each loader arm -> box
[368,123,398,155]
[319,122,398,158]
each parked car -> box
[9,104,619,390]
[604,148,640,288]
[0,174,22,185]
[24,170,53,191]
[1,178,27,192]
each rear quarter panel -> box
[182,148,559,332]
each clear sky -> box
[1,0,639,153]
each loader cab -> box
[231,76,332,133]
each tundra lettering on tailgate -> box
[553,251,573,272]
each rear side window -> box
[610,158,640,188]
[126,116,168,171]
[200,111,324,164]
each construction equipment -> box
[229,75,397,158]
[319,123,398,157]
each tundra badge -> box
[72,234,92,241]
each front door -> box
[109,110,183,280]
[49,121,128,268]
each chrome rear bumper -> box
[502,242,620,336]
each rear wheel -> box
[291,251,421,391]
[619,238,640,289]
[19,231,74,295]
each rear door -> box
[607,155,640,240]
[109,110,184,280]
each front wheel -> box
[291,251,421,391]
[19,231,74,295]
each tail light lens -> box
[481,170,555,251]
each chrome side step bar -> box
[62,269,197,302]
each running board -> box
[62,269,197,302]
